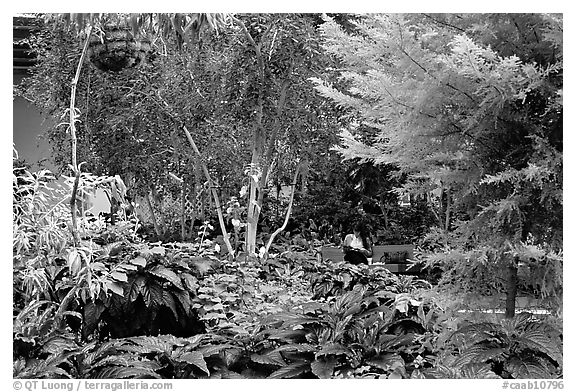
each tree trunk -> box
[246,150,262,256]
[505,259,519,319]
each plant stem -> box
[264,163,301,256]
[145,193,163,237]
[68,25,93,245]
[54,286,78,329]
[181,182,186,241]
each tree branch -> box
[421,14,466,33]
[264,163,301,255]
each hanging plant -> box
[87,24,152,72]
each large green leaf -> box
[91,354,132,369]
[130,256,147,267]
[196,344,236,358]
[460,363,501,379]
[161,290,179,319]
[149,246,166,256]
[148,265,184,290]
[311,357,337,379]
[181,272,199,291]
[128,275,148,303]
[505,356,556,379]
[315,342,353,358]
[266,328,308,342]
[366,353,405,372]
[220,347,243,368]
[125,335,182,354]
[15,360,72,379]
[452,346,506,368]
[104,281,124,296]
[267,361,311,379]
[251,351,287,367]
[42,336,79,355]
[273,312,322,327]
[450,322,501,348]
[272,343,317,353]
[95,365,161,379]
[172,289,192,316]
[82,302,106,336]
[179,351,210,375]
[111,270,128,282]
[517,324,563,366]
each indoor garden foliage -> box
[13,12,562,380]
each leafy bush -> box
[245,285,438,379]
[421,313,563,379]
[78,242,208,339]
[309,261,401,299]
[13,300,82,378]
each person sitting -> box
[342,222,373,265]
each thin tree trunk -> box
[300,157,309,195]
[181,182,186,241]
[68,26,93,245]
[193,158,205,220]
[145,193,163,237]
[153,94,232,254]
[445,186,451,231]
[505,258,519,319]
[182,125,234,258]
[264,164,301,256]
[150,185,167,234]
[246,149,262,256]
[234,15,270,257]
[257,78,290,210]
[186,183,198,240]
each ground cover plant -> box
[13,12,562,380]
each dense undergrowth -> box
[13,164,563,379]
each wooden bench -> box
[320,244,417,274]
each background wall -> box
[13,73,111,215]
